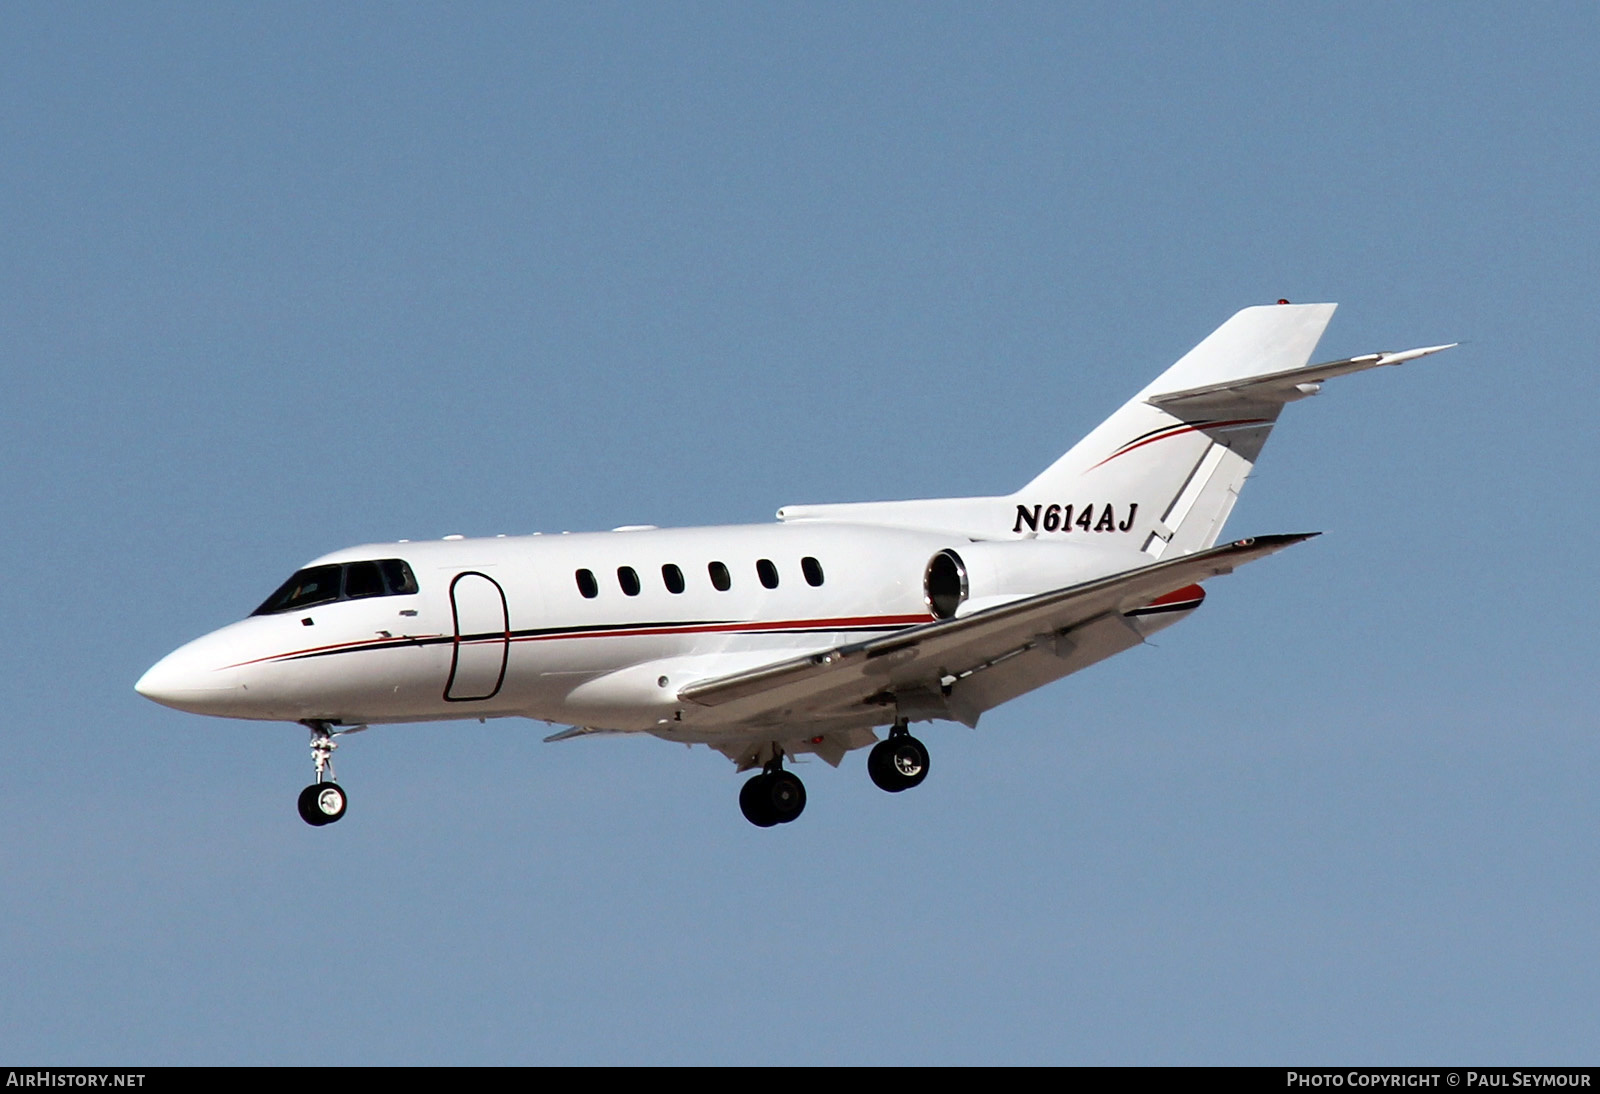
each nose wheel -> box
[298,720,360,827]
[868,724,930,793]
[739,754,807,827]
[298,782,347,826]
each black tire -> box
[867,735,930,793]
[767,771,806,824]
[739,774,779,827]
[298,784,328,826]
[867,740,897,792]
[298,782,346,826]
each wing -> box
[678,533,1317,729]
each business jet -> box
[135,302,1451,827]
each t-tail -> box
[777,303,1454,546]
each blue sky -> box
[3,3,1597,1063]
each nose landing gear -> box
[297,781,347,826]
[867,721,930,793]
[297,720,359,826]
[739,752,807,827]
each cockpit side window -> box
[253,558,419,615]
[253,565,344,615]
[344,561,385,600]
[380,559,418,595]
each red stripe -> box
[1110,422,1192,453]
[508,613,932,644]
[225,633,446,669]
[1090,418,1271,470]
[237,613,933,666]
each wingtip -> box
[1229,531,1321,550]
[1377,342,1458,367]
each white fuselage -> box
[136,520,1163,744]
[132,303,1445,828]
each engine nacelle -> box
[923,539,1148,620]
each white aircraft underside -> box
[136,302,1452,827]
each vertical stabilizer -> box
[778,303,1452,549]
[1010,303,1337,557]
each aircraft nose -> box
[135,641,243,714]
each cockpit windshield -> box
[253,559,419,616]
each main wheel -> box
[867,735,930,793]
[298,782,347,826]
[766,770,806,824]
[740,774,779,828]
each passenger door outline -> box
[444,571,509,702]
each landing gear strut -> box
[867,721,930,793]
[297,720,350,827]
[739,752,807,828]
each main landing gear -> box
[297,720,351,827]
[867,721,930,793]
[739,754,807,828]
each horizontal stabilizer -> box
[1148,343,1456,413]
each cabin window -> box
[575,569,599,599]
[708,561,731,591]
[662,563,685,594]
[801,556,824,587]
[618,566,641,596]
[756,558,779,589]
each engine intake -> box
[924,549,968,620]
[921,539,1148,621]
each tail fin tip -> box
[1143,302,1339,401]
